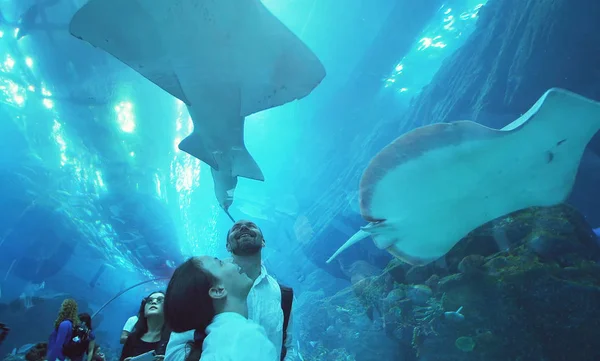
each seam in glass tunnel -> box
[91,278,169,319]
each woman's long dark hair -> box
[136,297,146,319]
[78,313,92,330]
[119,291,170,361]
[164,258,216,361]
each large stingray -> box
[327,88,600,266]
[68,0,326,208]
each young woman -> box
[74,313,96,361]
[163,256,277,361]
[47,299,79,361]
[120,291,170,361]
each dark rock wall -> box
[399,0,600,129]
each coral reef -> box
[299,204,600,361]
[24,343,46,361]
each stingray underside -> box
[161,0,327,116]
[71,0,325,115]
[331,88,600,265]
[69,0,190,105]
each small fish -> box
[443,306,465,322]
[17,343,36,354]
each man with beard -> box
[225,220,298,360]
[165,220,299,361]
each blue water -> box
[5,0,599,360]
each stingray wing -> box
[355,121,516,266]
[234,0,327,116]
[359,120,505,220]
[70,0,325,114]
[162,0,326,116]
[356,88,600,265]
[68,0,190,105]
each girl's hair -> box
[164,258,216,361]
[136,298,146,319]
[54,299,78,329]
[78,313,92,329]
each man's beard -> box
[232,241,262,256]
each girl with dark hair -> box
[163,256,277,361]
[120,291,170,361]
[74,313,96,361]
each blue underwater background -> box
[1,0,600,360]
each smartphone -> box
[129,351,156,361]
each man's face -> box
[226,220,264,256]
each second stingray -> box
[327,88,600,266]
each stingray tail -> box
[326,229,371,263]
[231,147,265,181]
[178,132,219,170]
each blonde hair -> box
[54,299,79,329]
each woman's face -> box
[197,256,252,298]
[144,292,165,317]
